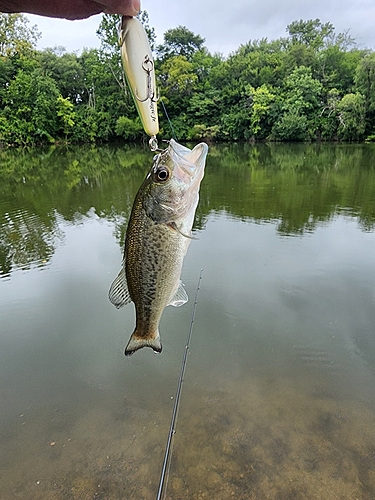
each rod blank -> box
[156,269,203,500]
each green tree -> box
[0,14,373,145]
[272,66,323,140]
[157,52,200,139]
[115,116,143,140]
[286,19,335,51]
[272,109,309,141]
[96,13,121,57]
[0,13,41,57]
[247,84,276,138]
[284,42,315,72]
[160,55,197,95]
[320,88,341,139]
[318,46,362,92]
[187,90,221,123]
[38,48,84,103]
[77,47,135,141]
[337,92,366,141]
[284,18,358,89]
[355,53,375,136]
[56,96,75,139]
[157,26,205,61]
[1,69,60,145]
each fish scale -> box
[126,209,184,334]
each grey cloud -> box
[148,0,375,54]
[29,0,375,54]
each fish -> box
[109,139,208,356]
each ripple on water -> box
[0,207,63,278]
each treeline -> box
[0,13,374,146]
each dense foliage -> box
[0,13,374,145]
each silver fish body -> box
[109,139,208,356]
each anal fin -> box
[168,280,188,307]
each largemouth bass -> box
[109,139,208,356]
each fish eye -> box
[154,166,170,182]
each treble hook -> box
[135,55,160,103]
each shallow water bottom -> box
[2,370,375,500]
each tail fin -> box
[125,331,162,357]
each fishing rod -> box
[156,269,203,500]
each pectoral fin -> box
[108,268,132,309]
[167,222,197,240]
[168,281,188,307]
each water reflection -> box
[0,208,62,278]
[1,143,375,499]
[201,142,375,233]
[1,143,375,278]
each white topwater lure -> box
[119,16,159,150]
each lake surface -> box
[1,142,375,499]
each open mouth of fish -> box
[166,139,208,187]
[151,139,208,218]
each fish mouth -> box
[144,139,208,225]
[168,139,208,186]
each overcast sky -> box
[27,0,375,56]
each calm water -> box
[1,143,375,499]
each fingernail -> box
[131,0,141,15]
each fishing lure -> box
[119,16,159,150]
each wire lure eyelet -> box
[149,136,159,151]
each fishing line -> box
[156,269,203,500]
[160,98,178,142]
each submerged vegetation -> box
[0,13,374,145]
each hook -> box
[135,55,160,103]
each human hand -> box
[0,0,140,20]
